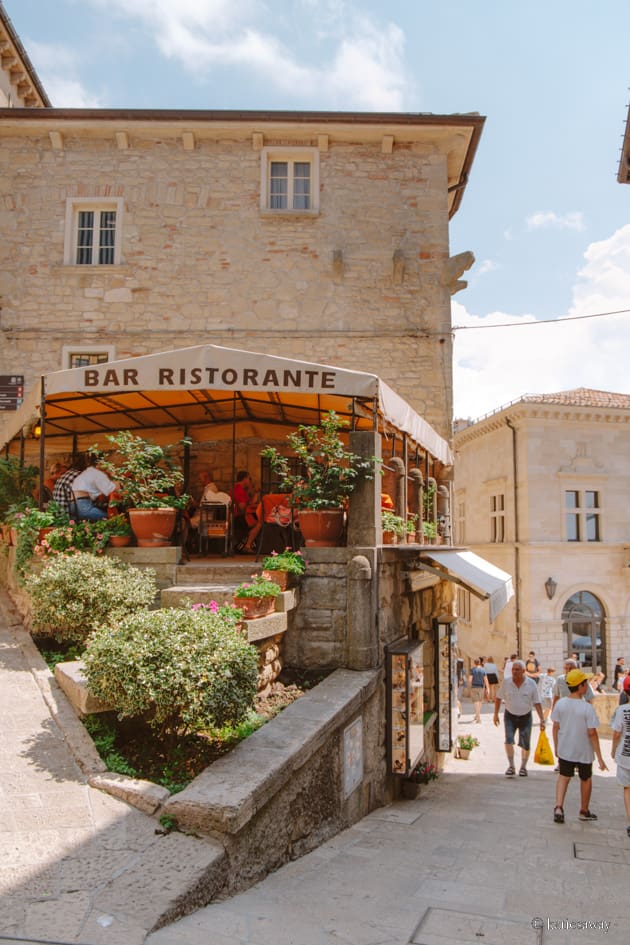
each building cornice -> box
[454,399,630,447]
[0,108,485,218]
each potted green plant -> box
[12,502,69,580]
[103,513,133,547]
[401,759,439,798]
[260,548,306,590]
[94,431,189,547]
[406,514,418,543]
[457,733,479,759]
[233,573,282,619]
[381,509,406,545]
[422,520,438,543]
[0,457,39,524]
[261,411,375,547]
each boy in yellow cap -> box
[551,669,607,824]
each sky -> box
[5,0,630,421]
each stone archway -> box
[561,590,606,673]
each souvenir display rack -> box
[386,638,424,776]
[434,616,456,752]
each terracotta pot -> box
[108,535,132,547]
[261,569,289,590]
[128,508,176,547]
[298,508,345,547]
[457,748,471,760]
[38,527,54,542]
[233,595,276,619]
[382,530,397,545]
[9,527,18,546]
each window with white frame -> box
[490,493,505,543]
[260,148,319,213]
[64,198,123,265]
[565,489,601,542]
[62,345,115,369]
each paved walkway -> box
[0,592,219,945]
[147,705,629,945]
[1,582,628,945]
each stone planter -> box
[261,569,290,591]
[128,508,176,547]
[233,595,276,619]
[457,748,471,760]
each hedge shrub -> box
[27,553,157,644]
[83,605,258,738]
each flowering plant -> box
[409,761,439,784]
[457,734,480,751]
[260,548,306,575]
[36,520,110,558]
[233,574,282,598]
[190,600,244,625]
[103,514,132,537]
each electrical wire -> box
[452,306,630,331]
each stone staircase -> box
[159,558,298,695]
[160,559,258,608]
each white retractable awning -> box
[419,549,514,622]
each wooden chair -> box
[198,501,231,555]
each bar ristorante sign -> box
[82,364,339,392]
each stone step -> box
[174,560,261,585]
[161,584,239,608]
[161,584,298,613]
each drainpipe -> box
[505,418,521,655]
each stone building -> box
[453,389,630,681]
[0,103,483,443]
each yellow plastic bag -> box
[534,728,554,765]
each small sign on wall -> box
[343,717,363,797]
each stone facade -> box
[0,110,483,443]
[454,389,630,680]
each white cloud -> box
[476,259,497,276]
[24,40,105,107]
[82,0,412,109]
[526,210,585,232]
[453,225,630,420]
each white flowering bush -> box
[83,605,258,738]
[27,553,157,644]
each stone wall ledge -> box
[163,666,380,836]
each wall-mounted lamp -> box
[32,421,42,439]
[544,576,557,601]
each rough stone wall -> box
[0,131,453,438]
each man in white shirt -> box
[71,455,118,522]
[551,669,607,824]
[493,659,545,778]
[610,681,630,838]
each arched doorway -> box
[562,591,606,672]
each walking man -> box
[551,669,607,824]
[610,677,630,837]
[493,659,545,777]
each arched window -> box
[561,591,605,672]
